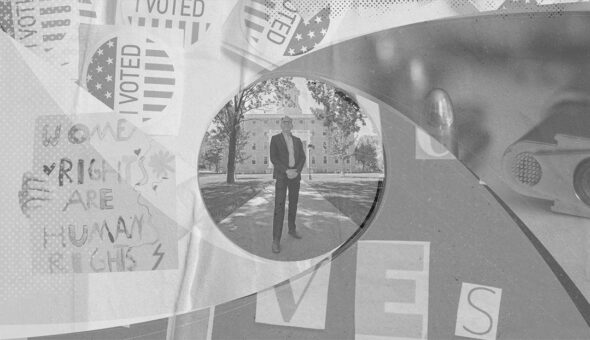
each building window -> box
[312,120,315,124]
[264,132,267,136]
[264,156,268,165]
[252,121,256,124]
[312,157,315,164]
[300,120,303,124]
[323,131,327,136]
[335,158,339,164]
[323,156,327,164]
[264,144,268,150]
[276,120,279,124]
[252,159,256,165]
[252,143,256,150]
[346,158,350,164]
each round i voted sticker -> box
[82,33,177,125]
[117,0,212,47]
[240,0,331,59]
[0,0,78,53]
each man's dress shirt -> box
[282,132,295,167]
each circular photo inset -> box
[198,76,385,261]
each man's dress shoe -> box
[288,230,302,239]
[272,242,281,253]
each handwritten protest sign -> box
[31,114,178,274]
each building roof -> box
[244,113,316,119]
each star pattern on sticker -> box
[86,38,117,109]
[0,1,15,38]
[283,6,331,57]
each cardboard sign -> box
[31,114,178,273]
[455,283,502,340]
[255,259,331,329]
[355,240,430,339]
[415,127,455,160]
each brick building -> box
[226,87,380,174]
[208,86,382,174]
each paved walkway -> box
[217,180,359,261]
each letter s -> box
[463,287,495,336]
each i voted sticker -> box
[82,32,179,127]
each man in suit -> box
[269,116,306,253]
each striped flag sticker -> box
[118,0,213,47]
[239,0,331,59]
[242,0,273,44]
[77,0,117,24]
[83,33,177,125]
[0,0,15,38]
[0,0,79,70]
[0,0,78,49]
[78,0,99,21]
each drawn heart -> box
[134,148,141,156]
[43,163,56,176]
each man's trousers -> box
[272,176,301,242]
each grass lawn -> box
[306,179,384,226]
[199,179,273,223]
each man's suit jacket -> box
[270,133,306,180]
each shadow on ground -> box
[217,181,362,261]
[200,180,273,223]
[306,180,383,225]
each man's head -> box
[280,116,293,133]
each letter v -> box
[273,259,328,322]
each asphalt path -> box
[217,180,360,261]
